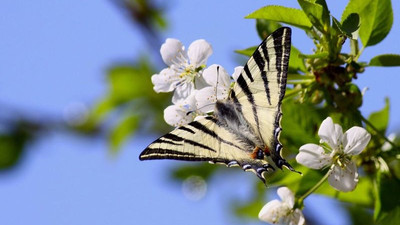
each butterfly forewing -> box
[230,27,291,169]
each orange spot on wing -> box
[264,146,271,156]
[250,146,261,159]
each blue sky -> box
[0,1,399,225]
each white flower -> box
[195,64,232,112]
[163,91,203,127]
[151,38,212,103]
[259,187,305,225]
[296,117,371,192]
[231,66,243,81]
[195,65,243,113]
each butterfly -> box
[140,27,296,183]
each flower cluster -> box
[152,38,241,127]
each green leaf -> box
[153,11,168,30]
[285,169,324,195]
[109,115,139,153]
[333,13,360,40]
[377,208,400,225]
[336,178,374,206]
[235,46,257,57]
[289,46,307,72]
[0,123,32,170]
[256,19,282,40]
[233,199,264,219]
[73,97,117,134]
[369,54,400,67]
[0,135,24,169]
[246,5,312,30]
[297,0,330,32]
[281,101,326,152]
[374,171,383,220]
[108,62,154,103]
[367,98,389,134]
[347,205,375,225]
[342,0,393,47]
[285,167,373,206]
[298,52,329,59]
[375,173,400,224]
[287,74,314,81]
[314,177,374,206]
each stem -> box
[350,39,359,57]
[355,46,365,61]
[287,80,314,85]
[283,88,303,101]
[361,116,398,149]
[296,166,333,207]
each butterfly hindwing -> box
[140,116,273,178]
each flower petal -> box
[283,209,305,225]
[194,75,209,90]
[293,209,306,225]
[318,117,343,150]
[164,104,194,127]
[328,161,359,192]
[151,68,179,93]
[277,187,295,208]
[258,200,282,224]
[202,64,231,88]
[164,93,197,127]
[296,144,332,169]
[342,126,371,155]
[232,66,243,81]
[187,39,212,66]
[172,82,195,104]
[160,38,186,67]
[195,86,216,113]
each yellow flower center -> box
[179,64,206,80]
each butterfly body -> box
[214,100,261,151]
[140,27,296,183]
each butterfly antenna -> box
[215,66,220,100]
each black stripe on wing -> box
[272,28,291,102]
[140,149,197,160]
[163,133,216,153]
[178,126,195,134]
[235,75,261,139]
[190,117,245,151]
[243,64,254,82]
[261,42,270,71]
[253,41,272,106]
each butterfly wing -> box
[140,116,273,179]
[229,27,293,170]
